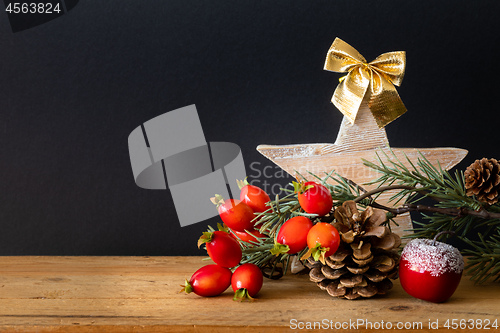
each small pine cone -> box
[307,201,400,300]
[464,158,500,205]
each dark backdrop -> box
[1,1,499,255]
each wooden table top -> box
[0,256,498,332]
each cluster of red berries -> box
[275,181,340,264]
[182,179,343,300]
[181,180,270,301]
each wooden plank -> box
[0,256,498,332]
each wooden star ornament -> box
[257,38,467,238]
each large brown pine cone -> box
[464,158,500,205]
[304,201,400,300]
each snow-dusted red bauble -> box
[399,238,464,303]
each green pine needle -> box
[363,148,500,283]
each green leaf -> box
[233,288,254,302]
[179,279,193,294]
[305,242,328,264]
[270,242,290,256]
[197,231,214,248]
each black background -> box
[1,1,499,255]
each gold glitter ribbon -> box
[324,38,407,128]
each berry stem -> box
[432,230,456,246]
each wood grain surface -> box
[0,256,498,332]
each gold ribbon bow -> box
[324,38,407,128]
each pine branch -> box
[362,149,500,283]
[461,231,500,283]
[354,185,500,220]
[363,150,483,210]
[354,185,421,203]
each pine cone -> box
[304,201,400,300]
[464,158,500,205]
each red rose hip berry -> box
[231,229,267,244]
[275,216,313,254]
[399,237,464,303]
[211,194,256,232]
[302,222,340,264]
[231,263,263,301]
[237,179,271,213]
[180,264,232,297]
[295,181,333,216]
[198,230,242,268]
